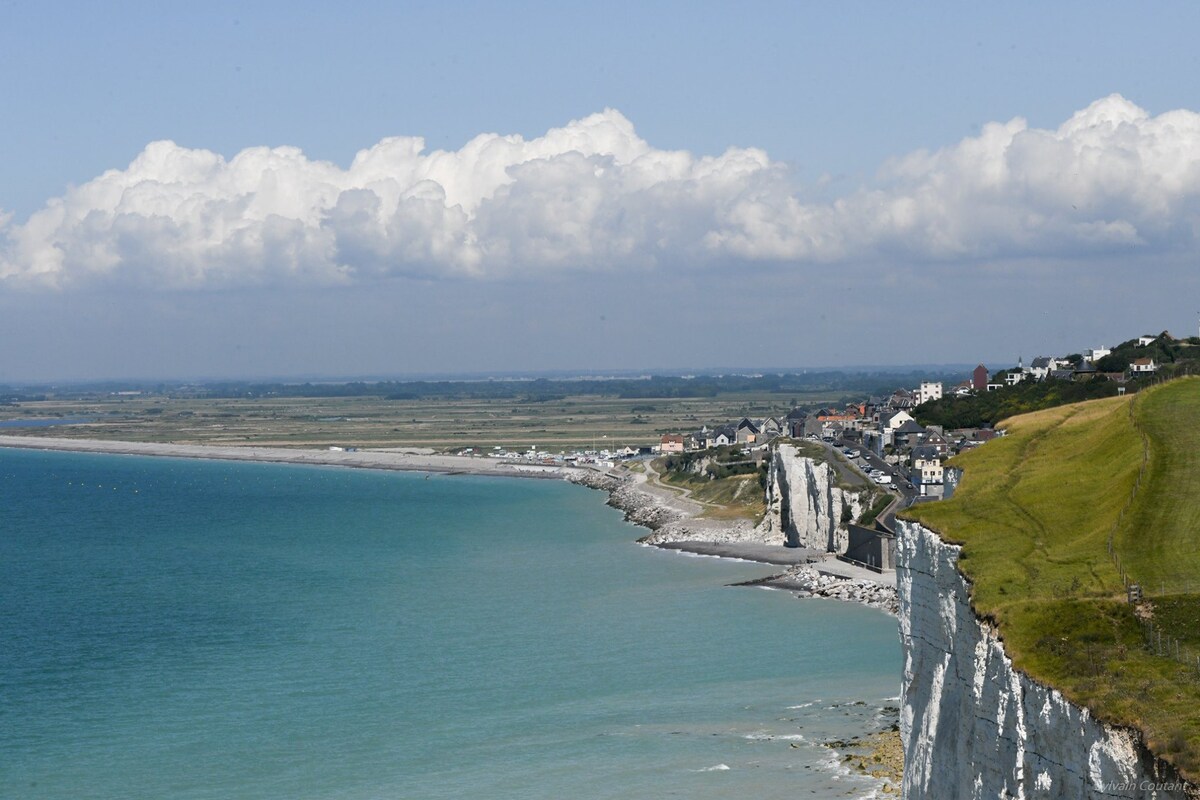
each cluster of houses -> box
[656,331,1180,498]
[655,378,999,499]
[657,416,788,454]
[963,336,1164,393]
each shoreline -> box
[0,435,898,599]
[0,435,897,588]
[568,466,900,615]
[0,435,582,480]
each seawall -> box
[897,519,1196,799]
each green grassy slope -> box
[903,377,1200,779]
[1118,384,1200,591]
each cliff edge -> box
[758,442,863,551]
[898,519,1194,799]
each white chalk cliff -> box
[897,519,1196,799]
[759,443,863,551]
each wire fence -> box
[1138,618,1200,677]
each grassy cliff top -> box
[903,377,1200,779]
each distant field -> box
[0,390,851,452]
[905,378,1200,779]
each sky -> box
[2,1,1200,382]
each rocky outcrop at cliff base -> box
[569,469,763,542]
[568,470,682,531]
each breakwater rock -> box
[746,564,898,615]
[569,470,682,530]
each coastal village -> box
[477,331,1188,474]
[471,330,1198,586]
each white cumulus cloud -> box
[2,95,1200,289]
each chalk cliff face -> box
[897,519,1196,800]
[759,444,862,551]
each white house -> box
[911,457,945,497]
[917,382,943,404]
[1130,358,1158,374]
[1028,357,1052,380]
[758,416,784,438]
[1138,335,1157,347]
[1005,371,1026,386]
[1086,347,1111,362]
[880,409,915,431]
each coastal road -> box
[833,437,917,528]
[802,438,867,487]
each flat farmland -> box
[0,390,850,452]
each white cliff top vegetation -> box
[904,377,1200,779]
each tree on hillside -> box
[914,377,1119,429]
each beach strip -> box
[0,435,582,479]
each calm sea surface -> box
[0,449,900,799]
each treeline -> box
[220,370,962,401]
[914,378,1120,429]
[6,369,958,402]
[1094,333,1200,373]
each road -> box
[831,436,918,529]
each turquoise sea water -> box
[1,449,901,799]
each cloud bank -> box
[3,94,1200,289]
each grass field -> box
[1117,383,1200,591]
[0,390,849,452]
[904,377,1200,778]
[653,462,768,522]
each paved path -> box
[814,554,898,587]
[652,540,823,565]
[809,440,867,486]
[632,459,715,513]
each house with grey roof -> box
[735,418,760,444]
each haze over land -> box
[2,3,1200,381]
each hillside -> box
[903,377,1200,779]
[914,332,1200,429]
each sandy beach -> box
[0,435,583,479]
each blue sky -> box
[2,2,1200,380]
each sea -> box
[0,448,901,799]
